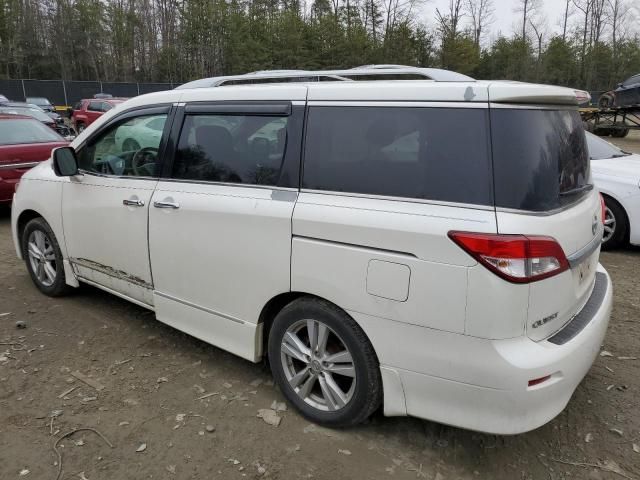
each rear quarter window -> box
[491,109,590,212]
[302,106,493,206]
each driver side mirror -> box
[52,146,79,177]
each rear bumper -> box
[362,264,612,434]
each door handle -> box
[153,201,180,209]
[123,199,145,207]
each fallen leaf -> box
[600,350,613,357]
[257,409,281,427]
[633,443,640,454]
[136,443,147,452]
[609,428,623,436]
[585,433,593,443]
[338,449,352,455]
[19,469,30,476]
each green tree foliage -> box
[0,0,638,91]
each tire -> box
[611,128,629,138]
[594,127,612,137]
[21,217,71,296]
[601,196,628,250]
[598,95,613,109]
[268,297,382,427]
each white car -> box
[587,132,640,249]
[11,73,612,434]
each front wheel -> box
[21,217,71,296]
[268,297,382,427]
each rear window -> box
[303,106,493,206]
[491,109,590,212]
[0,119,62,145]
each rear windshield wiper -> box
[559,184,594,197]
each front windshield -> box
[27,97,51,106]
[585,132,631,160]
[0,118,62,144]
[0,106,51,122]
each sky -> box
[423,0,577,40]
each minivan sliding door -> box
[148,102,304,361]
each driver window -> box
[77,114,167,177]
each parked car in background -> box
[26,97,55,113]
[0,103,74,138]
[11,76,612,435]
[72,98,126,133]
[0,94,8,103]
[587,131,640,249]
[0,114,67,203]
[598,73,640,108]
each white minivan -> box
[11,76,612,434]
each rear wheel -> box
[611,128,629,138]
[268,297,382,427]
[21,218,71,296]
[602,197,628,250]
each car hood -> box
[591,153,640,181]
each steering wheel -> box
[131,147,158,177]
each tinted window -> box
[173,114,289,186]
[491,109,590,212]
[221,77,315,86]
[88,101,102,111]
[303,106,492,205]
[0,118,63,145]
[586,132,631,160]
[77,114,167,177]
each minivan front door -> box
[62,107,171,306]
[148,102,303,361]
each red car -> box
[0,115,68,203]
[71,97,126,133]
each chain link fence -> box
[0,79,176,106]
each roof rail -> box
[175,67,474,90]
[351,64,416,70]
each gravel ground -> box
[0,135,639,480]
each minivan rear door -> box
[488,85,602,341]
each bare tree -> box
[529,15,546,80]
[515,0,540,40]
[465,0,494,47]
[435,0,464,40]
[561,0,572,40]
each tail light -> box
[448,231,569,283]
[599,194,606,225]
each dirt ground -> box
[1,135,639,480]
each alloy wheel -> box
[602,206,616,244]
[27,230,57,287]
[280,319,356,411]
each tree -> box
[465,0,493,48]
